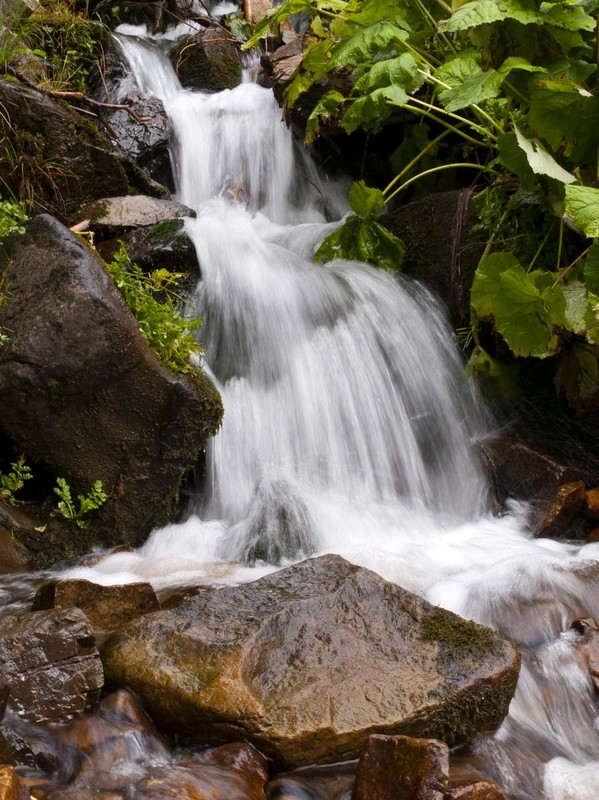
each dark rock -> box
[102,554,520,769]
[32,579,160,633]
[0,214,222,563]
[269,39,303,88]
[535,481,586,539]
[173,24,242,92]
[0,79,130,224]
[0,685,8,720]
[381,190,485,327]
[0,607,103,722]
[120,218,201,289]
[586,487,599,519]
[0,765,19,800]
[0,501,30,573]
[85,195,195,236]
[0,718,61,773]
[352,735,448,800]
[105,93,173,190]
[447,767,505,799]
[110,0,196,32]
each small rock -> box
[446,766,505,799]
[0,607,103,722]
[32,579,160,634]
[535,481,586,539]
[85,195,195,236]
[586,487,599,518]
[0,765,19,800]
[173,24,242,92]
[352,735,449,800]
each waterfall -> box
[63,25,599,799]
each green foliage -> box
[0,198,28,245]
[246,0,599,406]
[106,244,203,374]
[316,216,405,272]
[0,457,32,505]
[54,477,107,528]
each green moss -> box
[420,607,503,665]
[145,218,185,244]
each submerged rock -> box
[0,214,222,563]
[102,554,520,768]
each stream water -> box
[5,18,599,800]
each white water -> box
[64,27,599,798]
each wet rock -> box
[102,554,520,769]
[586,487,599,518]
[85,195,195,237]
[352,734,448,800]
[0,502,29,573]
[535,481,586,539]
[173,24,242,92]
[104,93,173,189]
[0,80,131,224]
[446,767,505,799]
[0,766,19,800]
[269,39,303,88]
[32,580,160,634]
[0,607,103,722]
[572,617,599,692]
[120,218,201,289]
[138,743,269,799]
[0,214,223,563]
[0,719,60,773]
[381,191,485,328]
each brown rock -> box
[586,487,599,518]
[102,555,520,769]
[32,579,160,633]
[0,766,19,800]
[447,767,505,799]
[536,481,586,539]
[352,735,448,800]
[0,607,103,722]
[173,25,242,92]
[572,618,599,692]
[0,214,222,564]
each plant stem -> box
[551,244,592,289]
[385,162,498,203]
[404,97,497,141]
[383,127,452,197]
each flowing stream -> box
[16,22,599,799]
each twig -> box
[551,245,592,289]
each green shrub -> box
[54,477,107,527]
[0,457,32,504]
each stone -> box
[0,80,131,224]
[446,767,505,799]
[586,487,599,518]
[102,554,520,769]
[572,617,599,693]
[0,607,103,722]
[381,191,486,327]
[32,579,160,633]
[85,195,195,236]
[120,218,201,290]
[352,735,448,800]
[0,766,19,800]
[535,481,586,539]
[173,24,242,92]
[0,214,222,564]
[244,0,274,23]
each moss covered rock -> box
[172,25,242,92]
[102,554,520,768]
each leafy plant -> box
[54,477,107,528]
[0,196,27,245]
[0,457,33,505]
[106,243,204,374]
[247,0,599,406]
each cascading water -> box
[57,24,599,799]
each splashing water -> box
[57,27,599,799]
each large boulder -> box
[102,555,520,768]
[0,214,222,563]
[172,24,243,92]
[0,79,151,224]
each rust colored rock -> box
[447,767,505,799]
[102,555,520,769]
[0,607,103,722]
[586,487,599,518]
[536,481,586,539]
[0,766,19,800]
[0,214,222,564]
[32,579,160,633]
[352,734,448,800]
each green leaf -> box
[494,266,557,356]
[327,21,408,69]
[316,216,404,272]
[564,186,599,238]
[513,124,575,184]
[441,1,504,32]
[348,180,386,218]
[528,83,599,163]
[434,50,481,87]
[353,52,423,94]
[583,242,599,294]
[438,68,503,112]
[497,56,546,76]
[341,85,408,133]
[305,90,345,144]
[561,280,588,334]
[497,132,536,186]
[471,251,521,318]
